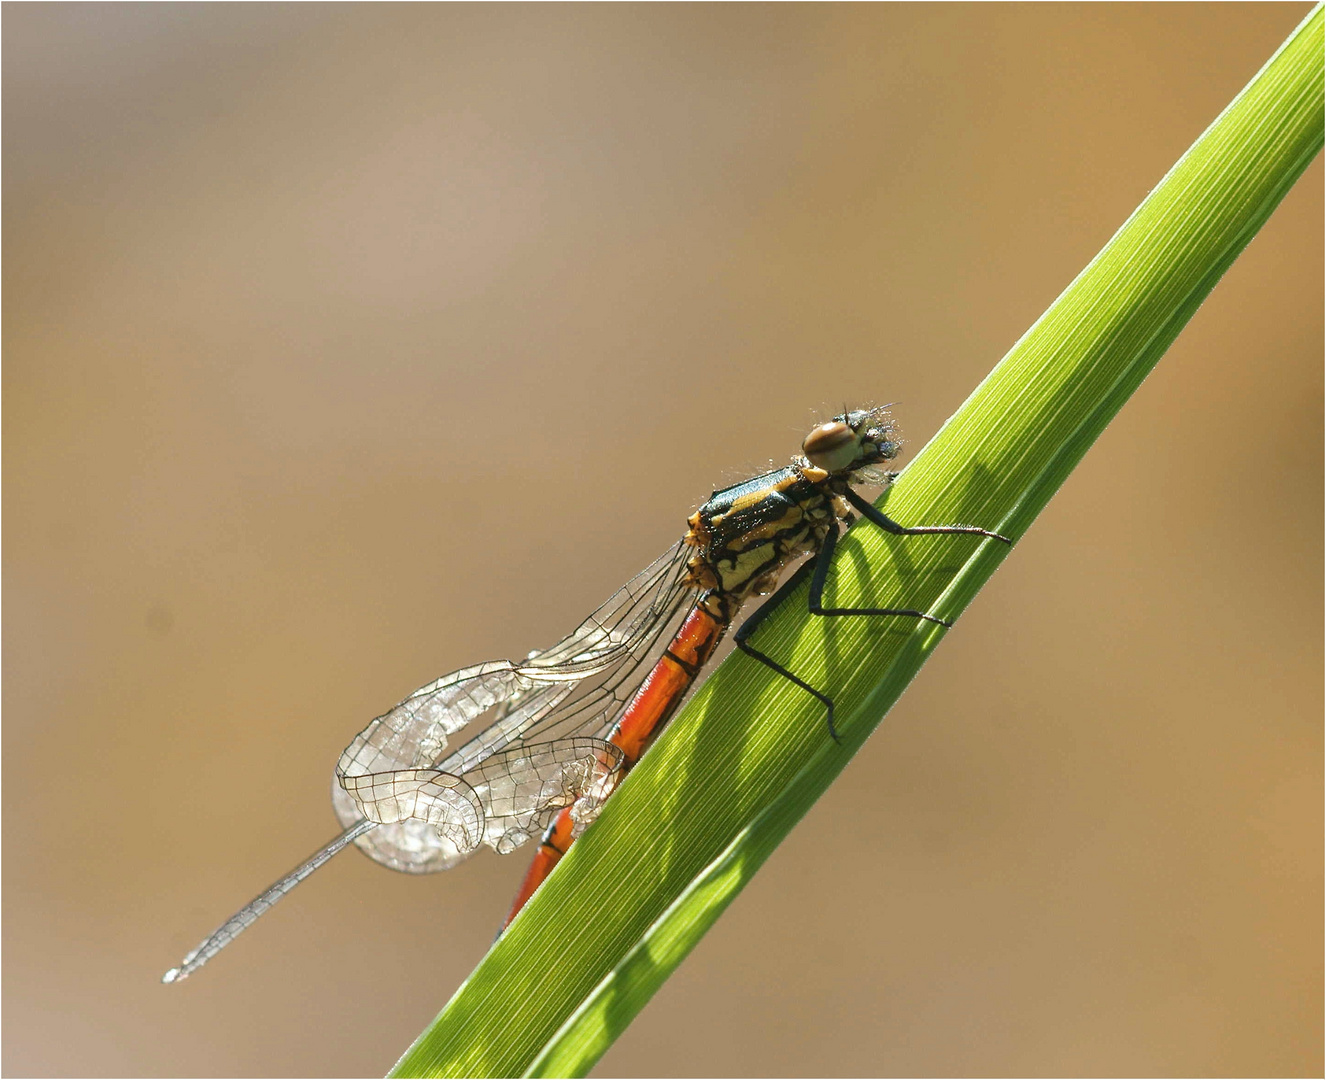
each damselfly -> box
[163,405,1010,982]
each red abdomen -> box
[502,601,730,926]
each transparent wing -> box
[165,540,695,982]
[330,681,574,872]
[337,736,626,866]
[334,539,696,871]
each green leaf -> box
[392,9,1323,1077]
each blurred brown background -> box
[4,4,1321,1077]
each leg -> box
[736,521,957,742]
[734,560,844,742]
[806,517,951,627]
[844,486,1012,543]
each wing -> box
[167,735,630,982]
[334,539,696,872]
[165,541,697,982]
[334,736,627,872]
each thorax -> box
[684,465,844,601]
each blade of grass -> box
[394,9,1323,1077]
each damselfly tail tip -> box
[162,948,203,984]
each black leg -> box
[736,496,1010,741]
[844,487,1012,543]
[806,518,951,627]
[736,518,965,742]
[734,560,843,743]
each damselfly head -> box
[802,407,900,474]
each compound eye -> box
[802,421,859,472]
